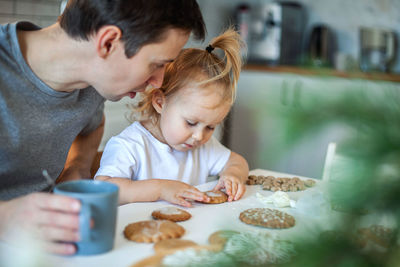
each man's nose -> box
[148,68,165,88]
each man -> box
[0,0,205,254]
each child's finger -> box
[184,187,209,201]
[180,189,208,202]
[172,197,192,207]
[234,183,246,200]
[213,179,224,191]
[231,182,238,199]
[224,180,232,201]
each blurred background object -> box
[307,24,337,68]
[359,27,397,73]
[334,52,357,72]
[244,1,306,66]
[269,84,400,267]
[234,3,250,59]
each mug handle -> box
[79,202,91,242]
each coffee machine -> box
[245,2,306,65]
[359,27,397,73]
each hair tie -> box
[206,44,214,53]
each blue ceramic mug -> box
[54,180,119,255]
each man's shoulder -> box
[0,23,14,55]
[0,21,39,39]
[0,23,9,35]
[0,22,13,35]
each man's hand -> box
[0,193,81,255]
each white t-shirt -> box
[95,122,231,185]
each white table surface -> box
[1,169,330,267]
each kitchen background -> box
[1,0,400,178]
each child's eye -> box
[186,120,197,127]
[206,126,215,130]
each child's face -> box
[154,84,231,152]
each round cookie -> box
[152,207,192,222]
[153,239,198,255]
[239,208,295,229]
[129,254,164,267]
[304,179,316,187]
[200,190,228,204]
[357,224,394,249]
[208,230,239,250]
[124,220,185,243]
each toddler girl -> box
[95,28,249,207]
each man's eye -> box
[151,64,165,71]
[186,121,196,127]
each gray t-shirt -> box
[0,22,105,200]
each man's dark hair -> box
[58,0,206,58]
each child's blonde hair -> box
[130,27,244,123]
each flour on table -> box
[206,191,223,197]
[157,207,184,215]
[256,191,296,208]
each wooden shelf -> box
[243,64,400,83]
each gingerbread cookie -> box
[153,239,198,255]
[239,208,295,229]
[247,175,312,192]
[246,175,257,185]
[357,225,394,249]
[152,207,192,222]
[208,230,239,250]
[129,254,164,267]
[304,179,316,187]
[124,220,185,243]
[199,190,228,204]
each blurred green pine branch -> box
[272,84,400,266]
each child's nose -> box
[192,130,204,142]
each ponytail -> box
[201,26,244,101]
[130,26,245,123]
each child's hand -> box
[213,175,246,202]
[159,180,209,207]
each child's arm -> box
[213,152,249,201]
[96,176,209,207]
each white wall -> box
[0,0,61,27]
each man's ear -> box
[152,89,166,114]
[95,25,122,58]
